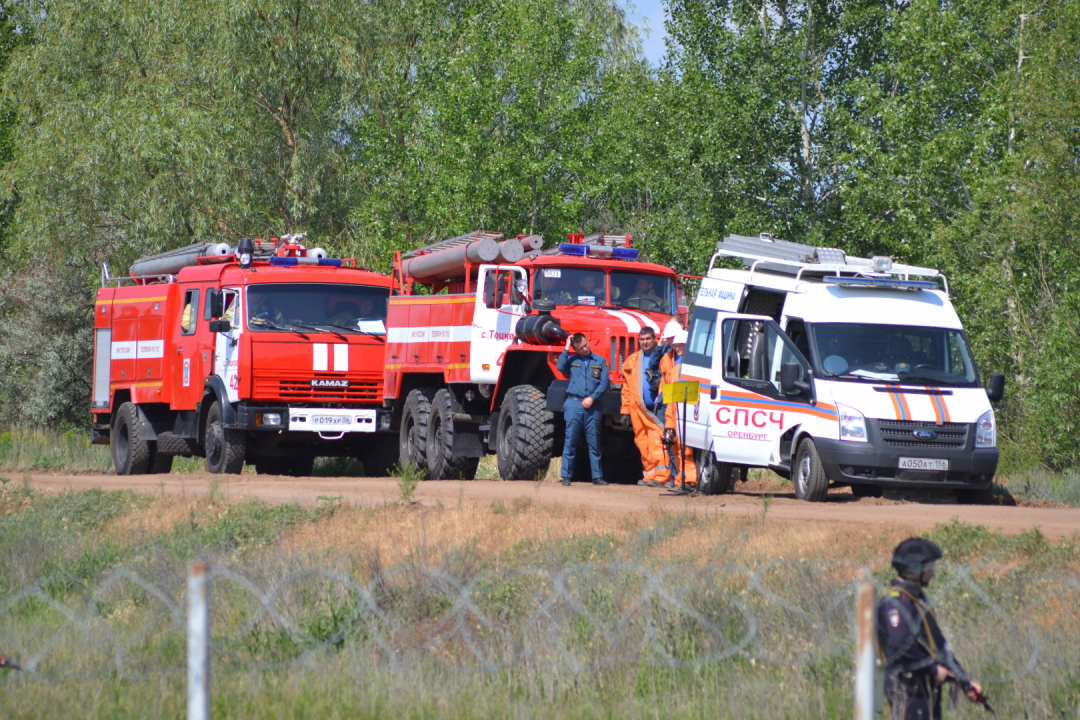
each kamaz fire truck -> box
[90,235,396,476]
[384,230,684,482]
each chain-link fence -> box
[1,555,1076,702]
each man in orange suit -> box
[621,327,670,487]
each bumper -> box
[235,404,392,434]
[815,434,998,489]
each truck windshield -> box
[610,271,674,314]
[246,283,390,334]
[809,323,978,385]
[533,268,606,306]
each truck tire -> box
[793,438,828,502]
[496,385,554,480]
[426,389,480,480]
[148,446,174,474]
[361,439,399,477]
[399,388,436,478]
[111,402,151,475]
[204,400,245,474]
[696,448,736,495]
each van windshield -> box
[809,323,978,386]
[246,283,390,334]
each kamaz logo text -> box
[311,379,349,388]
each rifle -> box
[939,650,993,714]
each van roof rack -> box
[712,233,942,283]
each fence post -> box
[854,581,876,720]
[188,561,210,720]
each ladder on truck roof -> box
[710,233,944,288]
[401,230,504,259]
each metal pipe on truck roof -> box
[399,238,500,282]
[129,243,231,277]
[495,239,525,264]
[520,234,543,251]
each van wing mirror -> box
[780,362,810,396]
[987,372,1005,403]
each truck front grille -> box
[253,372,382,403]
[610,335,637,378]
[876,420,968,448]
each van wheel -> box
[793,439,828,502]
[148,446,174,474]
[399,389,436,477]
[426,389,480,480]
[204,401,245,474]
[496,385,554,480]
[112,402,151,475]
[696,449,736,495]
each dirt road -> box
[22,471,1080,540]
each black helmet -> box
[891,537,943,576]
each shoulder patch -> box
[887,608,901,628]
[592,366,601,379]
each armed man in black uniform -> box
[877,538,988,719]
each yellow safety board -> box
[662,381,699,404]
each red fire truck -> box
[385,231,683,482]
[90,235,396,476]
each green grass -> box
[997,467,1080,506]
[0,487,1076,718]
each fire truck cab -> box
[386,231,683,482]
[91,236,396,476]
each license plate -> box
[312,415,351,427]
[898,457,948,472]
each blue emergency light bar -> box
[557,243,639,260]
[268,257,343,267]
[823,276,938,291]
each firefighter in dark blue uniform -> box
[556,333,609,486]
[877,538,986,719]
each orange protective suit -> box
[621,350,671,485]
[662,353,698,487]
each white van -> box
[675,234,1004,503]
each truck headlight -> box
[837,404,867,442]
[257,413,282,427]
[974,409,996,448]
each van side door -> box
[710,315,815,466]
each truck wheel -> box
[496,385,554,480]
[111,402,151,475]
[204,401,245,474]
[956,486,995,505]
[426,389,480,480]
[148,446,174,474]
[696,449,736,495]
[361,439,399,477]
[793,439,828,502]
[399,388,436,477]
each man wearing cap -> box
[877,537,985,719]
[662,329,697,489]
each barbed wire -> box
[0,556,1075,687]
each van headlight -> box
[974,409,996,448]
[837,404,867,442]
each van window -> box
[722,318,810,397]
[684,307,718,367]
[809,323,978,385]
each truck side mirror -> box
[206,288,224,319]
[484,279,496,309]
[780,362,810,396]
[209,319,231,333]
[987,372,1005,403]
[494,280,505,308]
